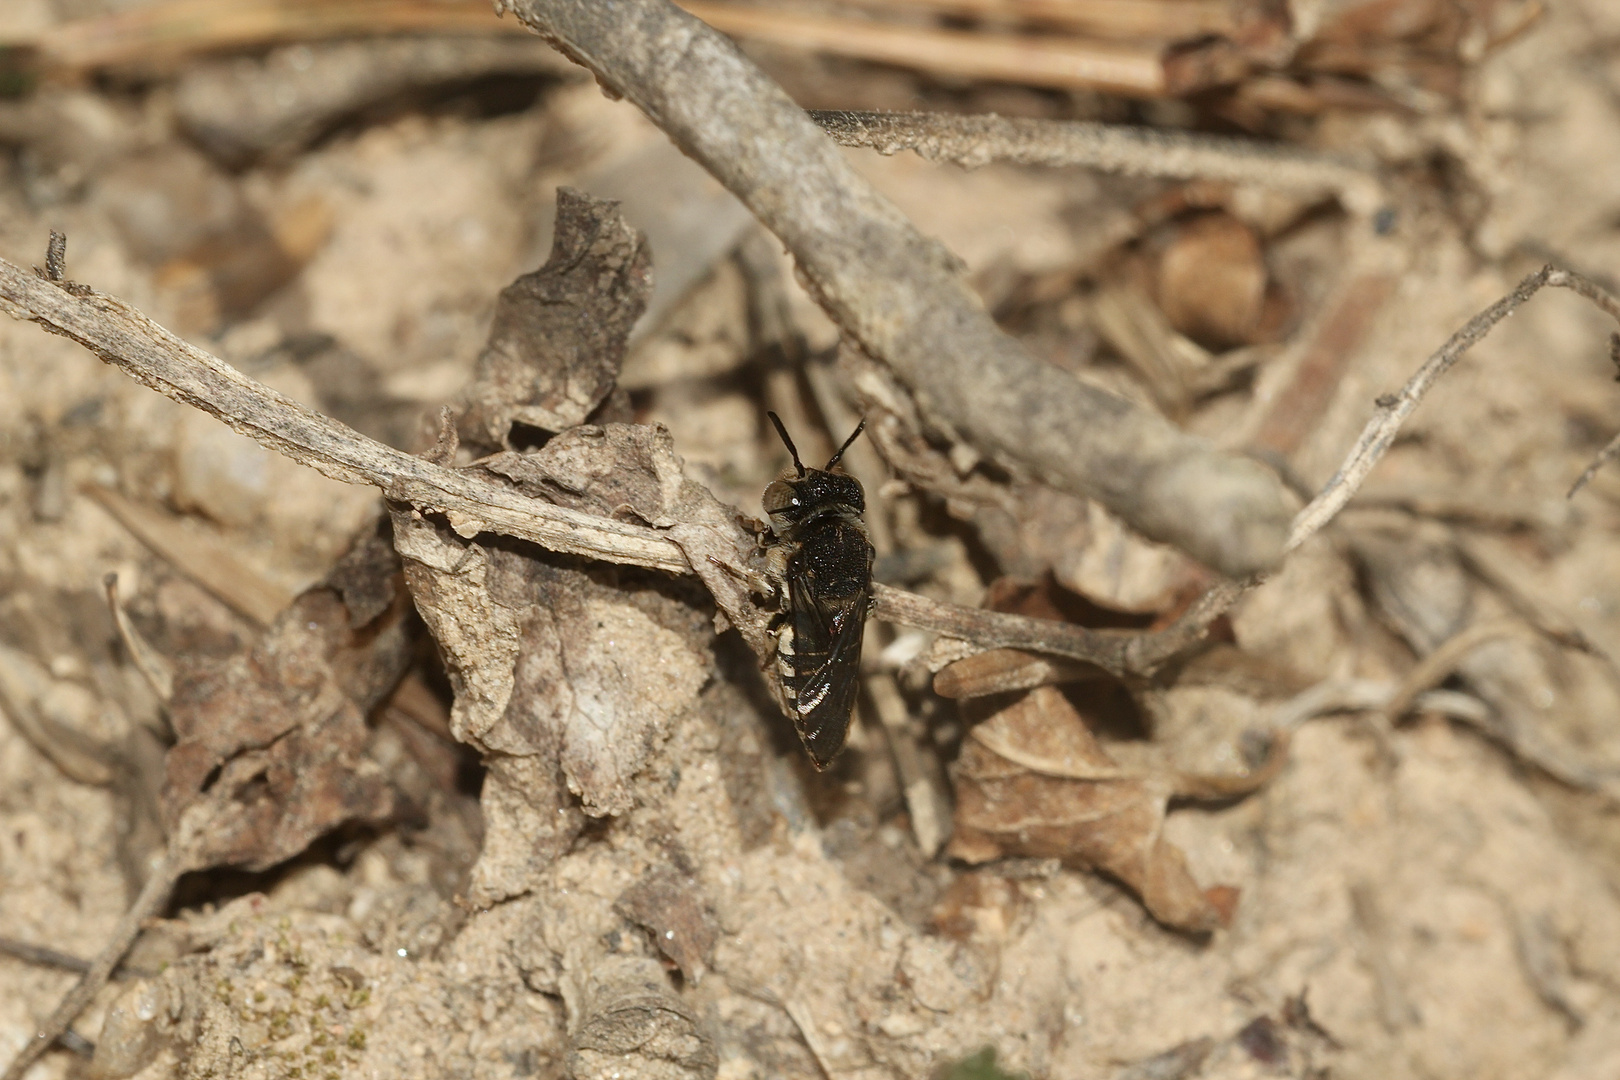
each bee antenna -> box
[824,418,866,471]
[767,411,806,476]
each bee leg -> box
[705,554,779,603]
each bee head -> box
[763,412,868,535]
[763,469,865,531]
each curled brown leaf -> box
[948,684,1285,932]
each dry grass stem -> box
[0,939,90,975]
[1377,619,1531,727]
[1269,679,1492,733]
[833,0,1249,41]
[864,673,950,856]
[89,486,293,626]
[103,573,176,706]
[4,0,529,74]
[681,1,1171,97]
[811,109,1379,208]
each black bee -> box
[761,411,874,769]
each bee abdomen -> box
[776,623,798,701]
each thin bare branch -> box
[1569,431,1620,499]
[0,255,691,575]
[810,110,1380,209]
[507,0,1298,579]
[1549,266,1620,324]
[1293,265,1620,546]
[874,577,1241,678]
[1289,267,1550,550]
[1,854,184,1080]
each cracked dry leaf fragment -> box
[948,684,1282,932]
[392,462,711,902]
[161,522,408,870]
[458,186,652,447]
[615,866,719,984]
[394,188,731,904]
[394,505,709,821]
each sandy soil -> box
[5,1,1620,1078]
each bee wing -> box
[787,577,869,769]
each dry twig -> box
[0,256,691,575]
[0,853,185,1080]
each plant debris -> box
[7,1,1620,1077]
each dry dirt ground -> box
[7,2,1620,1079]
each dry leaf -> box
[393,507,709,818]
[161,521,408,871]
[948,684,1283,932]
[457,186,651,447]
[1156,211,1267,349]
[615,867,719,984]
[393,193,726,904]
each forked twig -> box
[1290,266,1620,550]
[1125,264,1620,687]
